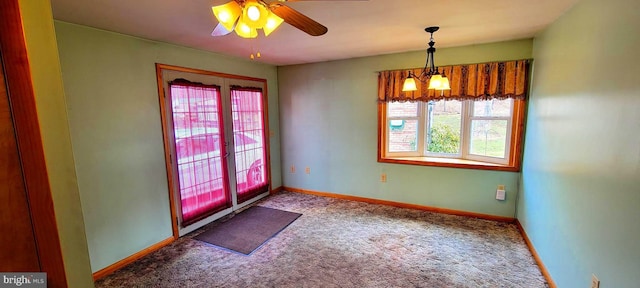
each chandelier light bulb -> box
[428,75,443,89]
[402,77,417,92]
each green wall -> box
[54,21,282,272]
[18,1,94,287]
[278,39,532,217]
[518,0,640,286]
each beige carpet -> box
[95,191,548,288]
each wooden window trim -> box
[378,99,526,172]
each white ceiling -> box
[50,0,580,66]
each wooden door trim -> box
[0,1,68,287]
[155,64,181,238]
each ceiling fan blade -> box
[211,23,233,36]
[269,3,328,36]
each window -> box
[377,60,529,171]
[379,98,525,171]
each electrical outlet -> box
[380,173,387,182]
[591,274,600,288]
[290,165,295,173]
[305,167,310,174]
[496,184,506,201]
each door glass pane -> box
[388,119,418,152]
[469,120,508,158]
[230,88,268,203]
[171,84,229,225]
[473,99,512,117]
[426,100,462,154]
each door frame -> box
[0,1,68,286]
[155,63,273,238]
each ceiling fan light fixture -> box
[263,13,284,36]
[212,1,242,32]
[211,0,329,39]
[235,18,258,38]
[242,0,269,29]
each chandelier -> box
[402,26,450,92]
[212,0,285,38]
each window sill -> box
[378,156,520,172]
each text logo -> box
[0,273,46,288]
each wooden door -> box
[0,1,68,286]
[0,52,40,271]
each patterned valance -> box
[378,60,530,102]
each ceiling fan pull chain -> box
[248,36,262,60]
[250,38,256,59]
[255,36,261,58]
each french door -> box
[168,80,230,226]
[230,87,269,203]
[157,65,270,236]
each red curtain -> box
[230,87,269,203]
[169,80,230,225]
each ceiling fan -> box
[211,0,366,38]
